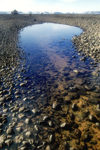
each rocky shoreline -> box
[0,14,100,64]
[35,14,100,63]
[0,14,100,150]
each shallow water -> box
[0,23,100,150]
[19,23,92,85]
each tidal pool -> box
[0,23,100,150]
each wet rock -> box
[48,134,53,143]
[96,104,100,111]
[43,115,48,121]
[3,108,8,113]
[18,113,25,119]
[0,97,5,102]
[48,121,53,127]
[0,134,6,145]
[68,92,79,100]
[68,87,78,92]
[84,85,95,91]
[16,127,22,132]
[34,125,38,131]
[88,114,97,123]
[25,131,31,137]
[25,118,30,124]
[52,101,58,109]
[60,122,66,128]
[7,127,14,135]
[95,122,100,128]
[64,96,71,104]
[23,97,27,101]
[14,135,24,144]
[77,111,89,121]
[20,82,27,87]
[82,132,92,142]
[5,139,12,146]
[45,145,51,150]
[73,69,79,74]
[19,106,25,112]
[88,98,100,104]
[73,129,81,138]
[72,103,78,111]
[32,108,37,114]
[92,71,99,76]
[69,113,75,120]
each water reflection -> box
[0,23,100,150]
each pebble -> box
[73,69,79,74]
[60,122,66,128]
[89,114,97,123]
[95,122,100,128]
[32,108,37,114]
[18,113,25,119]
[0,135,6,144]
[96,104,100,111]
[34,125,38,131]
[5,139,12,146]
[7,127,13,134]
[0,97,5,102]
[16,127,22,132]
[25,131,31,137]
[25,118,30,124]
[43,115,48,121]
[72,103,78,111]
[23,97,27,101]
[64,96,71,104]
[48,121,53,127]
[19,106,25,112]
[49,134,53,143]
[45,145,51,150]
[52,101,58,109]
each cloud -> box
[0,0,99,13]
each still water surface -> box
[19,23,92,82]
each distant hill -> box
[54,12,64,14]
[84,11,100,14]
[0,11,10,14]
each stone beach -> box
[0,14,100,150]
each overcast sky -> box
[0,0,100,13]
